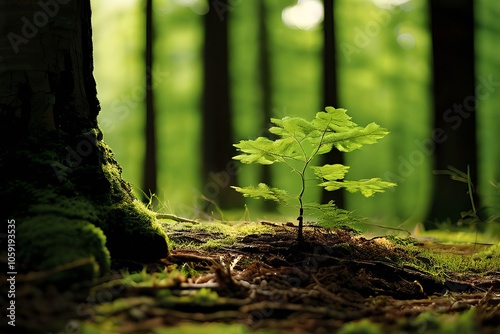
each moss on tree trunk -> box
[0,0,168,283]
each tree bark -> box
[0,0,168,281]
[427,0,478,226]
[143,0,158,204]
[201,0,241,210]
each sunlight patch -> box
[282,0,324,30]
[372,0,411,10]
[397,33,415,49]
[175,0,209,15]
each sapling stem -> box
[297,167,306,242]
[297,207,304,243]
[295,120,330,243]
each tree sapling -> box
[232,107,396,242]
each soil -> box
[4,222,500,334]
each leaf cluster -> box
[232,107,396,204]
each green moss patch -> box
[17,215,110,283]
[104,201,169,261]
[160,220,276,250]
[1,129,169,284]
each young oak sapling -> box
[232,107,396,243]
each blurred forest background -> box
[90,0,499,231]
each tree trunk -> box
[0,0,168,282]
[143,0,158,205]
[321,0,345,208]
[427,0,478,226]
[201,0,241,211]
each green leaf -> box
[312,107,357,133]
[312,164,350,181]
[231,183,288,202]
[269,117,319,142]
[233,136,300,165]
[306,108,389,154]
[321,122,390,152]
[319,178,397,197]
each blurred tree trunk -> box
[143,0,158,205]
[427,0,478,226]
[201,0,241,210]
[257,0,277,212]
[0,0,168,271]
[321,0,345,208]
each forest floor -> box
[7,220,500,334]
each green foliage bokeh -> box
[91,0,500,228]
